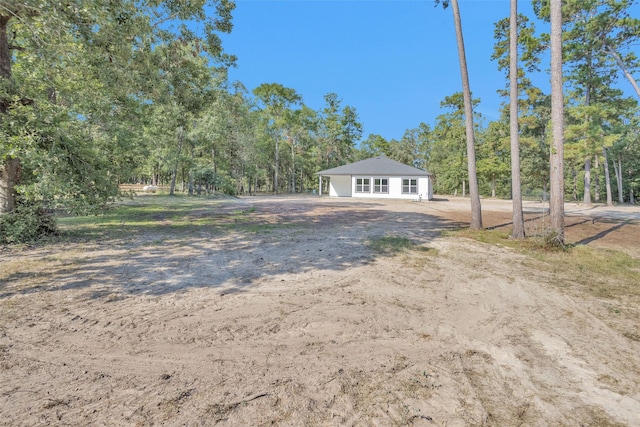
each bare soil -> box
[1,195,639,426]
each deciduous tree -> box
[0,0,235,220]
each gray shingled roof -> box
[316,156,432,176]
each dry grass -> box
[449,228,640,301]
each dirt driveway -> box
[1,195,639,426]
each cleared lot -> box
[1,195,639,426]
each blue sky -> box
[218,0,636,142]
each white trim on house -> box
[373,177,389,194]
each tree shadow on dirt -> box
[0,198,466,299]
[486,213,547,231]
[573,220,632,246]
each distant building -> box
[316,156,433,200]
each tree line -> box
[1,0,639,243]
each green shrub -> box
[0,203,58,244]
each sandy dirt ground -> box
[1,195,640,426]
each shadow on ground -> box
[0,197,466,299]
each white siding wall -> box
[324,175,432,200]
[346,176,432,200]
[329,175,352,197]
[425,176,433,200]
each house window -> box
[402,178,418,194]
[373,178,388,193]
[356,178,370,193]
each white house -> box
[316,156,433,200]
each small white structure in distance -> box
[316,156,433,201]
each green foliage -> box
[610,115,640,202]
[487,0,640,205]
[388,125,432,170]
[0,203,58,244]
[216,171,238,196]
[492,13,546,77]
[428,93,484,195]
[536,229,570,251]
[477,120,510,198]
[359,134,391,158]
[316,92,363,170]
[1,0,236,216]
[251,83,304,193]
[253,83,303,118]
[519,87,551,199]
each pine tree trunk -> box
[572,166,577,201]
[510,0,525,238]
[583,157,592,205]
[0,15,11,82]
[549,0,565,242]
[0,15,20,214]
[0,157,21,213]
[602,147,613,206]
[614,154,624,203]
[491,174,496,199]
[169,170,177,196]
[605,45,640,100]
[275,137,279,195]
[188,171,194,196]
[451,0,482,230]
[593,155,600,202]
[291,141,296,194]
[169,127,185,196]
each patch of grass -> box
[597,373,620,386]
[606,305,621,315]
[368,236,415,254]
[398,249,439,269]
[544,246,640,300]
[43,398,70,409]
[446,228,511,246]
[239,223,276,233]
[447,228,640,300]
[445,227,570,253]
[55,196,267,241]
[232,206,257,216]
[623,331,640,342]
[158,388,195,416]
